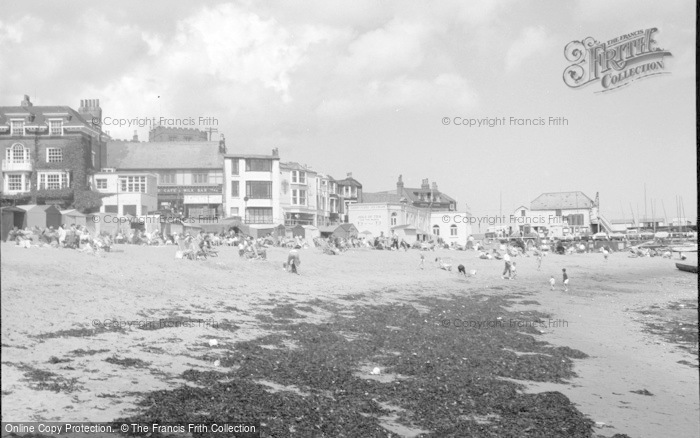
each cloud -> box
[505,26,552,71]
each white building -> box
[92,171,158,216]
[511,191,605,237]
[223,149,281,226]
[349,202,472,244]
[280,162,318,226]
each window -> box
[168,136,177,141]
[246,181,272,199]
[292,170,306,184]
[119,176,147,193]
[432,225,440,236]
[46,148,63,163]
[38,172,69,189]
[567,214,584,226]
[8,175,22,191]
[292,189,307,205]
[7,143,29,162]
[104,205,118,213]
[49,120,63,135]
[231,158,239,175]
[555,209,562,216]
[521,209,526,217]
[123,205,137,216]
[246,159,272,172]
[91,151,95,167]
[192,173,208,184]
[142,205,148,215]
[229,207,239,216]
[391,212,397,226]
[450,225,458,236]
[246,207,273,224]
[231,181,239,197]
[160,172,176,184]
[96,178,108,189]
[10,120,24,136]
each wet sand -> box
[1,243,697,436]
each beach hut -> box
[291,224,306,237]
[333,223,358,239]
[61,209,87,227]
[17,204,62,229]
[1,206,26,241]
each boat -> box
[676,263,698,273]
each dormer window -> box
[11,120,24,136]
[49,120,63,135]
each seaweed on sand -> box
[117,294,597,437]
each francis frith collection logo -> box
[563,27,672,92]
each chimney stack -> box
[132,130,139,142]
[421,178,430,190]
[78,98,102,131]
[272,147,279,157]
[347,172,352,178]
[21,95,32,107]
[431,182,438,192]
[396,174,404,195]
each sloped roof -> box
[402,187,456,203]
[530,191,594,210]
[106,141,223,169]
[16,204,61,212]
[281,162,316,172]
[0,105,101,136]
[336,177,362,187]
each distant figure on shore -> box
[419,253,425,270]
[602,247,609,261]
[511,262,517,279]
[287,249,301,274]
[536,252,542,270]
[562,268,569,292]
[549,276,555,290]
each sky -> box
[1,0,696,221]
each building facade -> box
[92,171,158,216]
[335,172,363,223]
[1,96,106,209]
[280,162,318,226]
[223,149,281,226]
[104,139,225,217]
[510,191,603,237]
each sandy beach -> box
[1,243,697,437]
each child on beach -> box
[549,276,555,290]
[536,253,542,270]
[602,248,609,261]
[562,268,569,292]
[511,262,517,279]
[419,254,425,270]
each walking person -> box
[549,276,555,290]
[536,252,542,271]
[501,252,512,279]
[419,253,425,270]
[287,249,301,274]
[562,268,569,292]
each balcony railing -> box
[2,160,33,172]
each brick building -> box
[0,96,106,209]
[148,126,209,142]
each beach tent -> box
[318,225,336,238]
[291,224,306,237]
[302,225,320,240]
[333,223,358,239]
[1,206,26,241]
[17,204,62,229]
[86,212,121,235]
[61,209,87,227]
[360,230,373,239]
